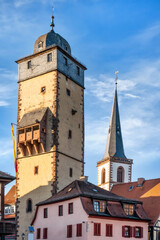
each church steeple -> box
[104,75,126,159]
[97,72,133,191]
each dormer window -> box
[38,41,43,48]
[93,200,106,213]
[123,203,134,216]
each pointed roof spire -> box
[50,7,55,31]
[103,72,126,159]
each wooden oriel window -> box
[43,208,48,218]
[58,205,63,216]
[76,223,82,237]
[67,225,72,238]
[94,223,101,236]
[68,203,73,214]
[106,224,113,237]
[36,228,41,239]
[43,228,48,239]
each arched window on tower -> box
[101,168,106,184]
[26,199,32,213]
[117,167,124,183]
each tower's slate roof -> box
[18,107,47,128]
[34,30,71,55]
[104,87,126,159]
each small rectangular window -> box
[68,203,73,214]
[68,130,72,139]
[41,86,46,93]
[122,226,132,238]
[77,66,80,75]
[94,223,101,236]
[58,205,63,216]
[69,168,73,177]
[76,224,82,237]
[27,61,31,69]
[44,208,48,218]
[134,227,143,238]
[67,225,72,238]
[106,224,113,237]
[43,228,48,239]
[66,88,70,96]
[37,228,41,239]
[47,53,52,62]
[64,57,68,66]
[34,166,39,175]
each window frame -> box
[43,228,48,239]
[94,223,101,236]
[106,224,113,237]
[67,225,72,238]
[76,66,80,75]
[27,61,31,69]
[134,226,143,238]
[76,223,82,237]
[43,208,48,218]
[123,203,134,216]
[64,56,68,66]
[58,205,63,216]
[122,226,132,238]
[68,202,73,214]
[69,168,73,177]
[34,166,39,175]
[47,53,52,62]
[66,88,70,96]
[26,198,32,213]
[37,228,41,239]
[68,130,72,139]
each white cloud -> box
[134,24,160,44]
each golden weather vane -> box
[115,71,119,86]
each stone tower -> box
[97,81,133,191]
[16,14,86,239]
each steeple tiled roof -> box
[104,86,126,159]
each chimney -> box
[137,178,145,187]
[79,176,88,182]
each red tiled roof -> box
[111,178,160,225]
[5,185,16,205]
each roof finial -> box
[50,6,55,31]
[115,71,119,89]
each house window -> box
[66,88,70,96]
[69,168,73,177]
[94,223,101,236]
[76,224,82,237]
[47,53,52,62]
[38,41,43,48]
[106,224,113,237]
[124,204,134,216]
[77,66,80,75]
[68,130,72,139]
[101,168,106,184]
[93,200,106,212]
[67,225,72,238]
[134,227,143,238]
[41,86,46,93]
[122,226,132,238]
[34,166,39,175]
[27,61,31,69]
[44,208,48,218]
[37,228,41,239]
[117,166,124,182]
[59,205,63,216]
[68,203,73,214]
[64,57,68,66]
[26,199,32,212]
[43,228,48,239]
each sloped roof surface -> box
[0,171,15,182]
[5,185,16,205]
[111,178,160,225]
[18,107,47,128]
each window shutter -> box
[110,224,113,237]
[140,227,143,238]
[122,226,125,237]
[133,227,136,238]
[106,224,109,236]
[98,223,101,236]
[129,226,132,237]
[94,223,96,236]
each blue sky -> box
[1,0,160,192]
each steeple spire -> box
[104,72,126,159]
[50,7,55,31]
